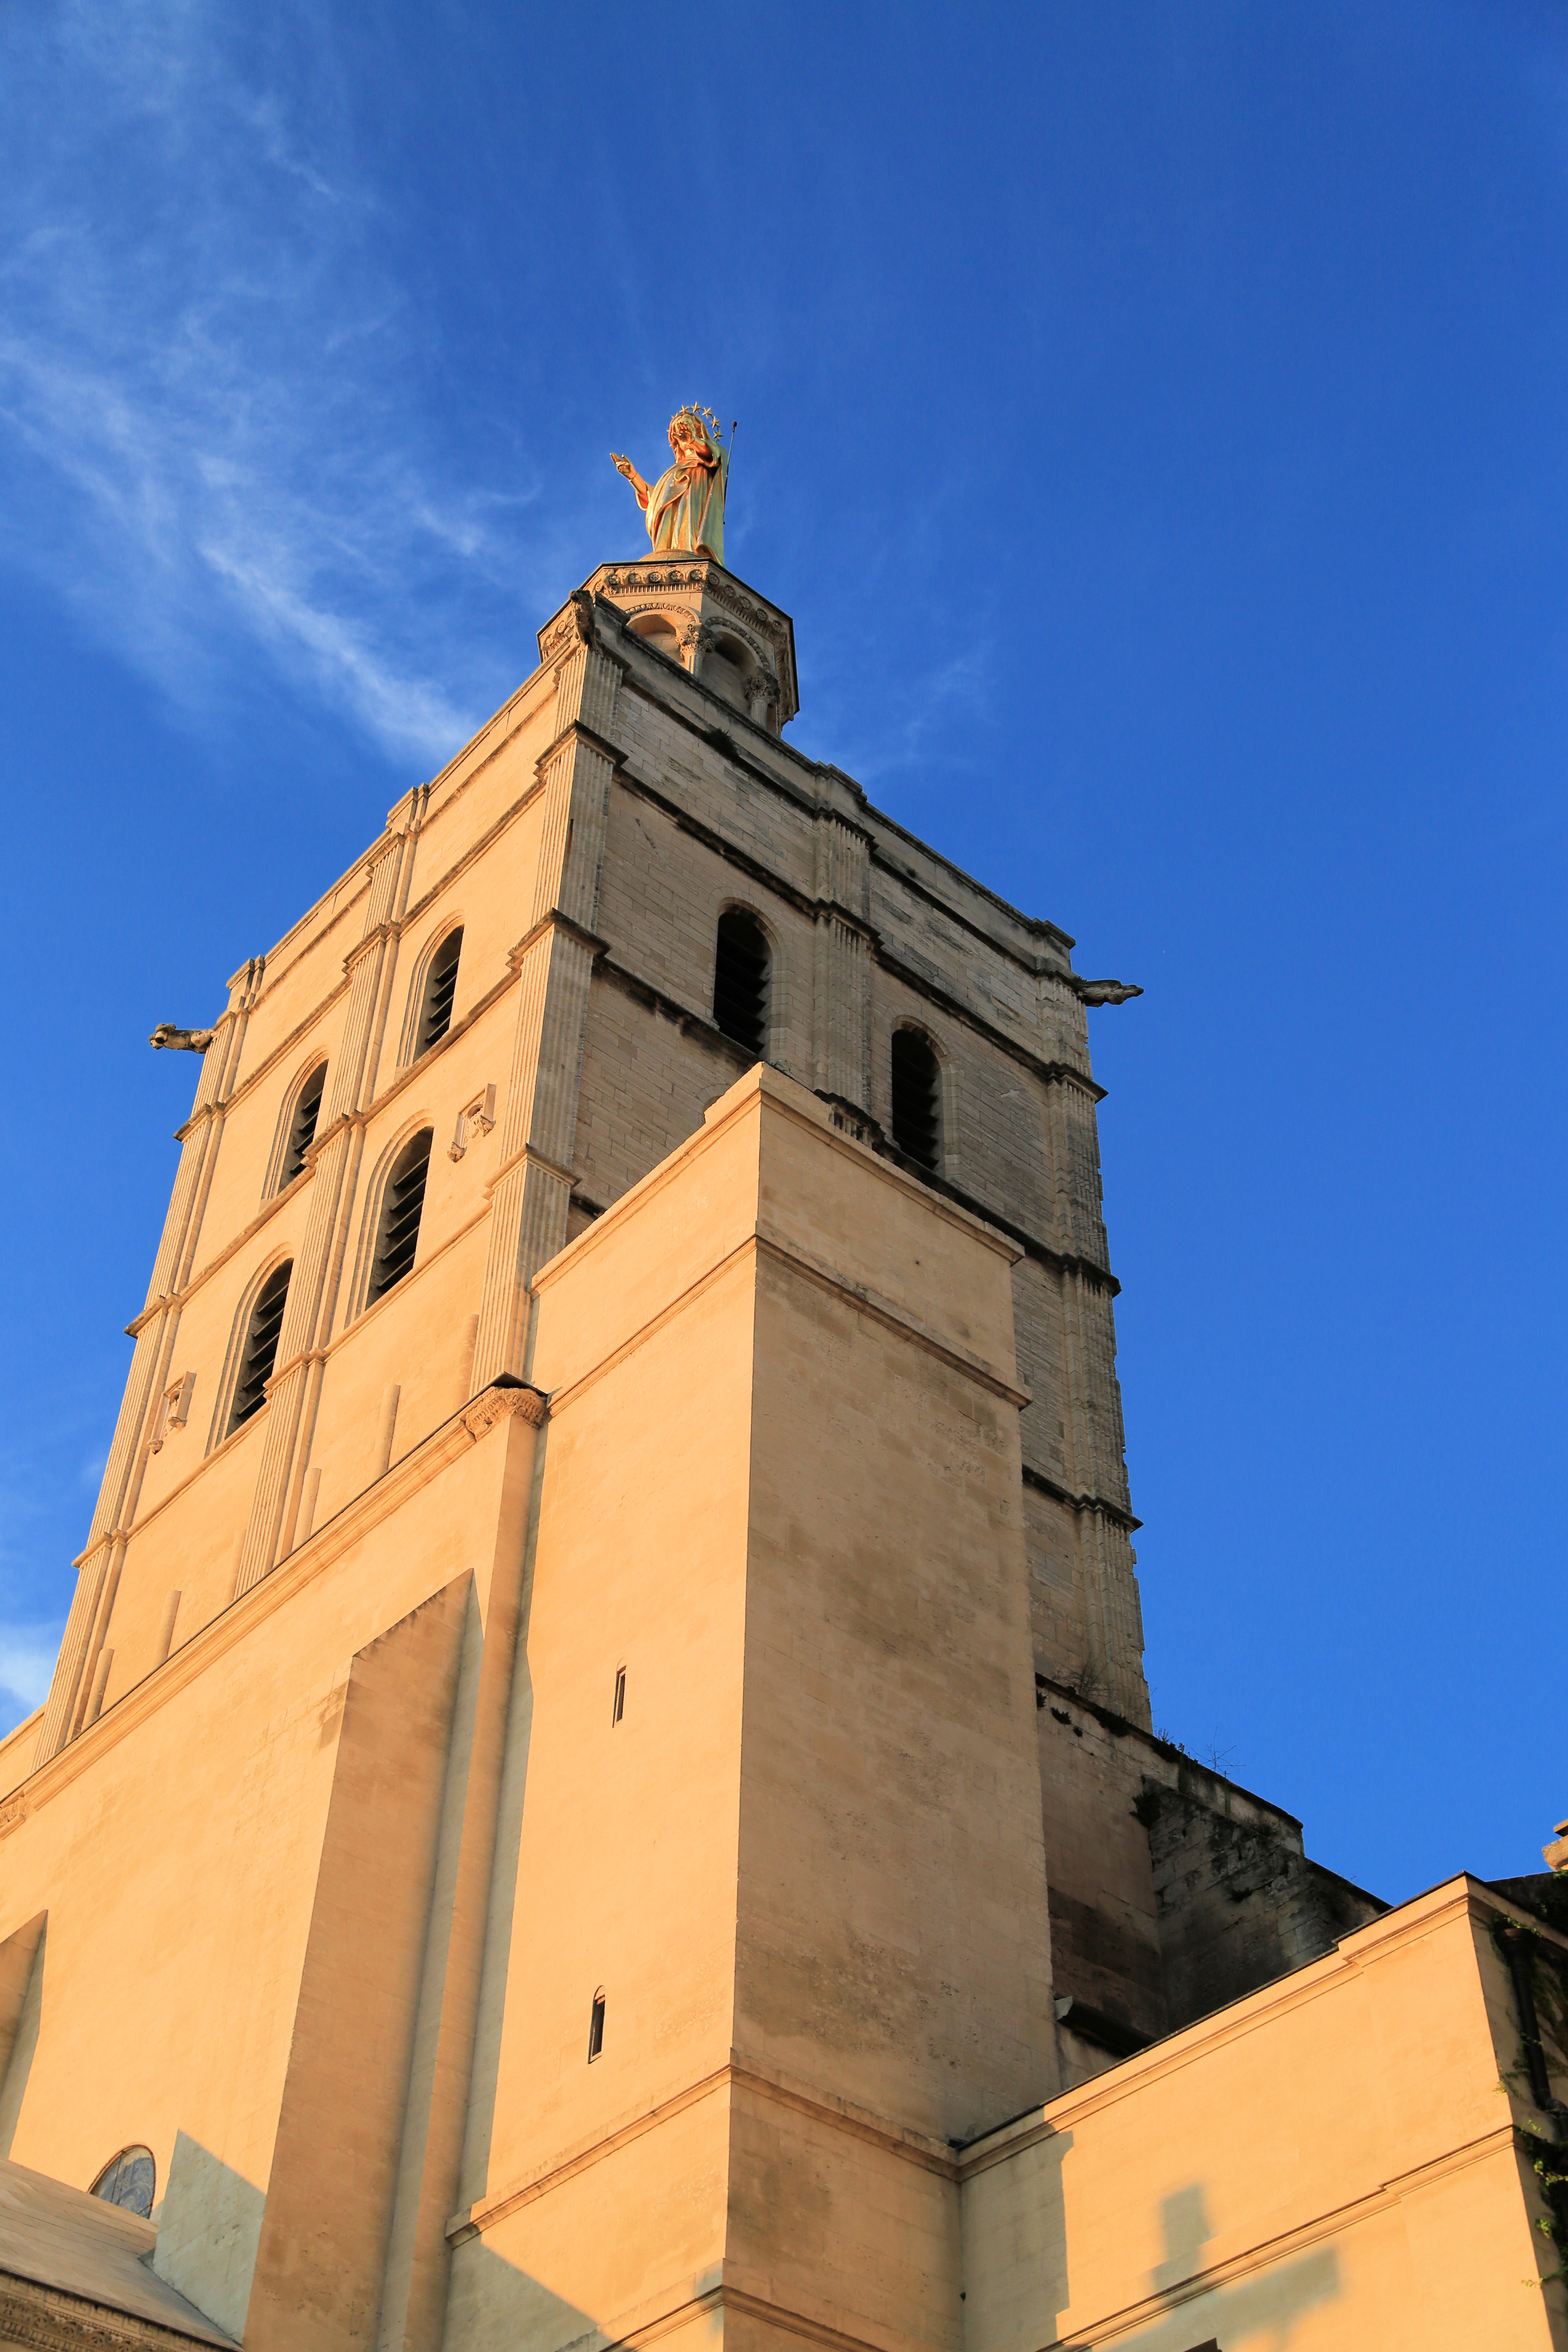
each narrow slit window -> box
[588,1989,606,2061]
[713,909,769,1058]
[890,1029,942,1173]
[368,1131,434,1305]
[280,1061,327,1188]
[612,1665,626,1725]
[228,1262,292,1435]
[417,928,463,1057]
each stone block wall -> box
[1036,1675,1387,2057]
[568,600,1147,1727]
[38,555,1151,1820]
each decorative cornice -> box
[205,722,553,1071]
[873,947,1104,1099]
[619,674,818,813]
[589,960,1113,1294]
[1034,1671,1298,1823]
[14,1373,544,1815]
[447,2054,958,2246]
[532,716,622,780]
[301,1109,352,1168]
[123,1295,173,1339]
[615,763,824,917]
[811,900,877,946]
[594,954,763,1068]
[170,1101,220,1144]
[507,909,609,970]
[880,1147,1119,1295]
[1021,1462,1140,1532]
[342,919,399,976]
[612,761,1096,1091]
[483,1141,578,1199]
[537,586,597,663]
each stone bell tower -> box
[0,541,1158,2352]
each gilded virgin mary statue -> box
[612,406,729,563]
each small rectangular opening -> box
[612,1665,626,1725]
[587,1991,606,2062]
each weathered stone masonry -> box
[558,564,1149,1725]
[38,553,1147,1866]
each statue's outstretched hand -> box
[612,452,652,509]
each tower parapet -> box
[544,556,800,735]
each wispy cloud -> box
[0,1628,59,1739]
[0,0,558,765]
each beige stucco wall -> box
[960,1878,1568,2351]
[443,1065,1055,2352]
[0,1053,1559,2352]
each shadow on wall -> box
[450,1578,539,2208]
[149,2132,618,2352]
[443,2238,623,2352]
[0,1915,45,2159]
[1117,2183,1340,2351]
[152,2131,267,2343]
[980,2145,1342,2352]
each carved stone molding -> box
[539,614,579,664]
[341,918,400,977]
[0,2280,222,2351]
[579,557,799,727]
[460,1381,548,1442]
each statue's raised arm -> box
[611,405,728,563]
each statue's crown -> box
[670,403,722,441]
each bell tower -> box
[1,533,1158,2351]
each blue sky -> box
[1,1,1562,1899]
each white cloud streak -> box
[0,0,551,766]
[0,1626,61,1736]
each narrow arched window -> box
[368,1130,434,1305]
[416,929,463,1057]
[891,1029,942,1173]
[279,1061,327,1188]
[228,1262,292,1434]
[91,2147,155,2218]
[713,909,769,1058]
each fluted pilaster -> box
[470,646,618,1390]
[810,813,872,1113]
[34,962,267,1764]
[234,818,423,1594]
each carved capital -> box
[342,920,399,977]
[461,1382,548,1441]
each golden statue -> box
[612,405,729,563]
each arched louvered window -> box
[279,1062,327,1189]
[416,929,463,1057]
[890,1029,942,1174]
[368,1130,434,1305]
[228,1262,292,1435]
[713,909,770,1058]
[91,2147,155,2219]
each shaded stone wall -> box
[1037,1676,1387,2057]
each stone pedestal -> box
[549,556,799,735]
